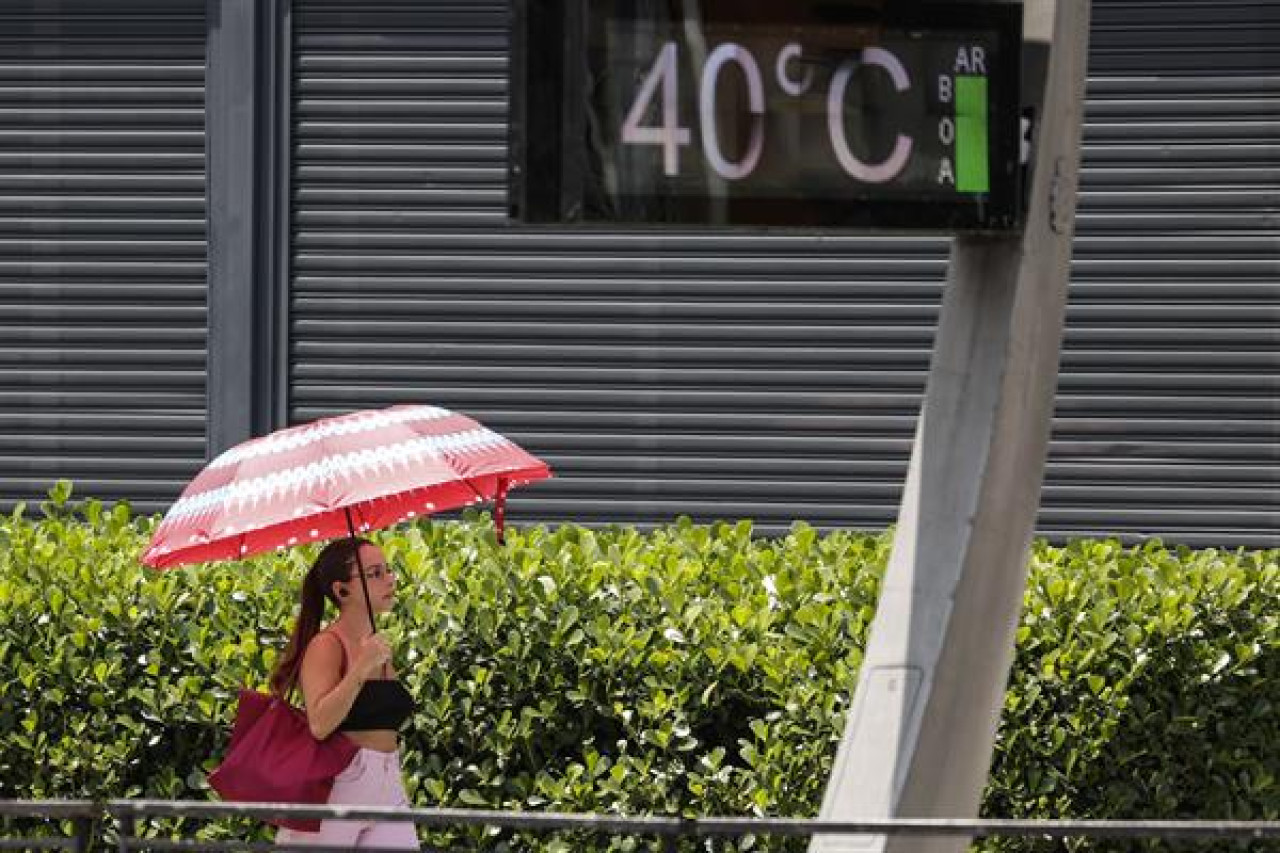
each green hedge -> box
[1,484,1277,851]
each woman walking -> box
[271,537,419,849]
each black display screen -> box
[510,1,1024,231]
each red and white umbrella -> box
[142,404,551,569]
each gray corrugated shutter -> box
[1064,0,1279,546]
[0,0,207,514]
[291,0,1279,547]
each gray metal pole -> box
[811,2,1091,852]
[206,0,292,457]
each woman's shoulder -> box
[302,628,347,667]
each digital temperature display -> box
[509,1,1024,231]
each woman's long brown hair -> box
[269,537,372,698]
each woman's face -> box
[340,544,397,614]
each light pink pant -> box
[276,748,419,849]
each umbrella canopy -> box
[142,404,551,569]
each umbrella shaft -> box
[344,508,378,634]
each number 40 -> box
[621,41,766,180]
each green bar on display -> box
[955,75,989,193]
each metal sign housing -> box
[510,0,1023,231]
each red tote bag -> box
[208,689,359,832]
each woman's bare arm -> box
[298,633,366,740]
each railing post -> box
[71,814,93,853]
[116,813,135,853]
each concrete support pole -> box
[811,2,1090,852]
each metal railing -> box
[0,801,97,851]
[3,800,1279,852]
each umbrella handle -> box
[344,508,378,636]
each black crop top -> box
[339,679,416,732]
[322,631,417,733]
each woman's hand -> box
[352,633,392,681]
